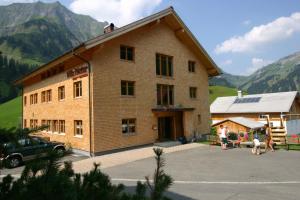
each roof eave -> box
[14,44,85,85]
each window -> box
[59,120,65,134]
[34,120,38,128]
[30,119,34,128]
[120,45,134,61]
[30,94,33,105]
[46,120,51,132]
[156,54,173,77]
[188,61,195,72]
[190,87,197,99]
[24,119,27,128]
[259,114,268,120]
[30,119,38,128]
[41,90,51,102]
[157,84,174,106]
[58,86,65,100]
[41,120,46,126]
[33,93,38,104]
[121,81,135,96]
[30,94,38,104]
[198,114,201,125]
[74,120,83,136]
[122,119,136,134]
[74,81,82,98]
[24,96,27,106]
[46,90,52,102]
[52,120,58,132]
[41,91,46,103]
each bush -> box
[0,148,173,200]
[210,127,217,135]
[228,132,238,140]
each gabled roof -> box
[210,91,299,114]
[15,7,220,85]
[212,117,265,130]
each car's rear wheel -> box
[7,156,21,168]
[55,147,65,157]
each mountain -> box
[0,1,107,43]
[0,18,77,64]
[0,1,108,64]
[210,51,300,94]
[0,1,108,103]
[209,72,246,89]
[240,52,300,93]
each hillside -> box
[209,86,246,103]
[240,52,300,93]
[0,1,107,64]
[0,1,107,103]
[0,1,107,43]
[0,96,21,129]
[0,18,77,65]
[210,51,300,94]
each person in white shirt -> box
[252,134,261,155]
[219,125,228,150]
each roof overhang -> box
[14,44,86,85]
[212,118,265,130]
[152,107,194,112]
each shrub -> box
[228,132,238,140]
[0,148,172,200]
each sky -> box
[1,0,300,75]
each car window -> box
[18,139,31,146]
[32,137,47,145]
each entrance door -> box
[158,117,173,141]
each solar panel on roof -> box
[233,97,261,104]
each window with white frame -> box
[122,119,136,135]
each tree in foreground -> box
[0,146,173,200]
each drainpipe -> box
[72,50,93,157]
[21,87,23,129]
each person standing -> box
[265,124,274,152]
[219,125,228,150]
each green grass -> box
[209,85,247,104]
[0,96,22,129]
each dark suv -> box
[0,137,65,168]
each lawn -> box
[0,96,22,129]
[209,85,247,103]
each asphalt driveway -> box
[102,146,300,200]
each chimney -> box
[237,90,243,98]
[104,23,115,34]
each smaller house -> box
[210,91,300,144]
[212,117,265,135]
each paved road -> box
[0,153,88,177]
[102,146,300,200]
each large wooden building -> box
[210,91,300,144]
[15,7,220,155]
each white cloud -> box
[69,0,162,26]
[242,20,251,26]
[215,12,300,54]
[246,57,273,74]
[221,59,233,66]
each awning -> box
[152,107,194,112]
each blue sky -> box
[1,0,300,75]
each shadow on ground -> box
[124,186,196,200]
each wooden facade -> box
[17,8,219,155]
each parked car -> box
[0,137,65,168]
